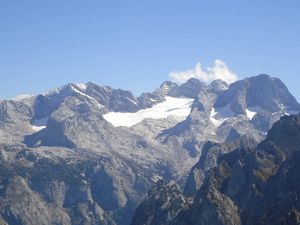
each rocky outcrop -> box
[183,136,257,196]
[131,180,190,225]
[1,176,71,225]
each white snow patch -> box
[103,96,193,127]
[75,83,87,91]
[150,98,157,102]
[82,180,88,184]
[32,125,46,132]
[126,97,138,105]
[210,105,258,127]
[32,117,48,132]
[210,108,226,127]
[248,106,265,114]
[286,110,299,115]
[44,87,60,96]
[210,105,235,127]
[70,85,95,100]
[274,103,299,116]
[245,109,257,120]
[279,103,286,111]
[98,103,105,108]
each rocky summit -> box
[0,74,299,225]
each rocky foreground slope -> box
[0,74,299,225]
[131,114,300,225]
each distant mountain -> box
[0,74,299,225]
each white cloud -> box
[168,60,238,85]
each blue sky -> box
[1,0,300,100]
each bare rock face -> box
[0,146,120,225]
[2,176,71,225]
[168,78,207,99]
[215,74,300,114]
[0,98,34,144]
[131,180,190,225]
[183,136,257,196]
[208,79,228,93]
[178,186,241,225]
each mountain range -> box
[0,74,299,225]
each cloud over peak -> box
[168,60,238,85]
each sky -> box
[0,0,300,100]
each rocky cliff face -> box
[131,180,189,225]
[183,136,258,196]
[0,74,299,225]
[132,114,300,225]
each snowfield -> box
[103,96,194,127]
[210,105,235,127]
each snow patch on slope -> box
[210,105,235,127]
[210,105,259,127]
[286,110,299,115]
[75,83,87,91]
[245,109,257,120]
[70,85,95,100]
[32,117,48,132]
[126,97,138,105]
[210,108,226,127]
[103,97,193,127]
